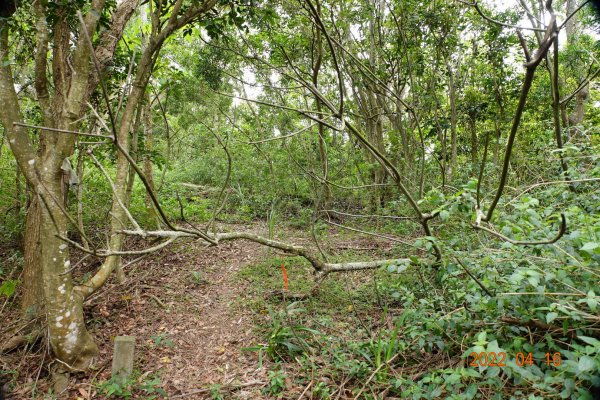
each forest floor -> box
[3,222,398,399]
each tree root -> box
[0,327,43,354]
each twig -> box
[324,219,414,247]
[297,381,313,400]
[454,258,494,297]
[498,292,597,297]
[473,214,566,246]
[246,121,322,144]
[87,150,142,232]
[507,178,600,204]
[322,209,416,220]
[353,353,400,399]
[12,122,113,139]
[460,0,546,32]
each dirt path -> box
[80,231,276,399]
[6,225,392,399]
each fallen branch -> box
[499,316,585,339]
[0,327,43,354]
[118,228,416,277]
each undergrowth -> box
[237,152,600,399]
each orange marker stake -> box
[281,261,289,291]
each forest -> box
[0,0,599,398]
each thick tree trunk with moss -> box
[17,161,98,370]
[37,167,98,369]
[0,0,132,370]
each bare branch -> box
[324,219,415,247]
[474,214,566,245]
[322,209,417,220]
[507,178,600,204]
[87,150,142,232]
[13,122,114,139]
[246,120,324,144]
[558,0,590,31]
[455,258,494,297]
[560,66,600,105]
[460,0,546,32]
[484,20,556,222]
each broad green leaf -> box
[440,210,450,221]
[577,356,596,373]
[580,242,599,253]
[578,336,600,347]
[0,280,17,297]
[546,312,558,324]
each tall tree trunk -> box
[75,149,88,250]
[0,8,103,370]
[79,41,157,297]
[14,163,23,248]
[565,0,588,131]
[21,197,43,317]
[447,63,458,182]
[0,1,105,371]
[310,0,331,210]
[143,95,159,225]
[0,0,221,373]
[470,117,478,167]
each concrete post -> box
[111,336,136,384]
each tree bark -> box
[143,94,159,225]
[565,0,588,129]
[469,117,478,167]
[38,170,98,370]
[447,62,458,182]
[1,1,104,370]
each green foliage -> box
[97,372,167,399]
[208,384,225,400]
[1,0,600,398]
[150,334,175,348]
[264,367,287,396]
[246,301,321,362]
[235,151,600,397]
[189,270,205,285]
[0,279,18,297]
